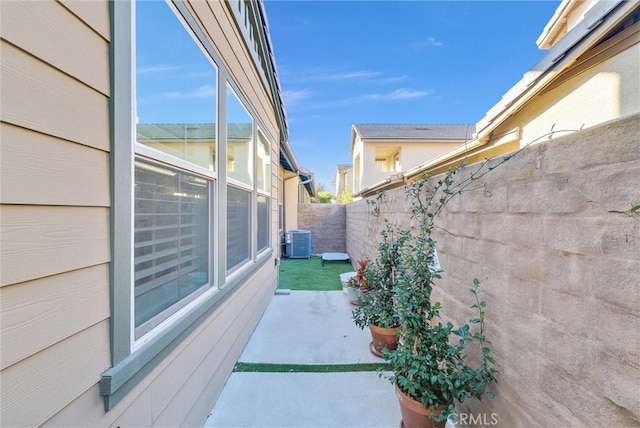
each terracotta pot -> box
[395,383,448,428]
[368,324,400,357]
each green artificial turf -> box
[278,256,354,291]
[233,362,391,373]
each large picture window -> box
[134,0,216,340]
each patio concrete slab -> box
[203,371,401,428]
[238,290,382,364]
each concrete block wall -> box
[297,203,347,254]
[346,115,640,427]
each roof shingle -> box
[353,123,475,140]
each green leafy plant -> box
[384,168,498,423]
[337,185,354,204]
[314,190,334,203]
[352,221,406,329]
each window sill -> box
[99,249,273,411]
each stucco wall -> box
[494,34,639,149]
[284,176,299,231]
[298,204,347,254]
[346,115,640,427]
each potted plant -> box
[384,170,498,428]
[345,259,372,305]
[352,221,406,357]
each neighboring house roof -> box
[136,123,251,140]
[350,123,475,154]
[353,123,475,140]
[298,168,316,197]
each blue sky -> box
[264,0,561,191]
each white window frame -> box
[256,127,272,254]
[102,0,277,411]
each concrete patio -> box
[203,290,401,427]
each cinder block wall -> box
[297,203,347,254]
[346,115,640,427]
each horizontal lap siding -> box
[0,205,110,286]
[0,0,112,427]
[0,41,109,151]
[0,0,109,96]
[0,265,111,370]
[0,321,111,428]
[40,262,278,427]
[0,123,110,206]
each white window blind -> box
[257,195,270,251]
[226,185,251,271]
[134,158,210,338]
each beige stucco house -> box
[358,0,639,196]
[282,166,315,232]
[349,123,475,195]
[0,0,311,426]
[334,163,354,198]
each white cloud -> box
[137,64,182,74]
[161,84,216,99]
[282,67,388,84]
[363,88,433,101]
[283,88,313,106]
[323,70,381,80]
[416,36,444,49]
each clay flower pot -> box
[395,383,448,428]
[368,324,400,357]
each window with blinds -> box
[257,194,270,252]
[226,185,251,271]
[134,158,210,338]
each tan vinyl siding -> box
[0,1,112,426]
[0,41,109,151]
[0,123,110,207]
[0,0,110,95]
[0,321,111,428]
[58,0,111,42]
[0,265,110,370]
[0,205,110,287]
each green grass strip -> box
[278,256,353,291]
[233,362,391,373]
